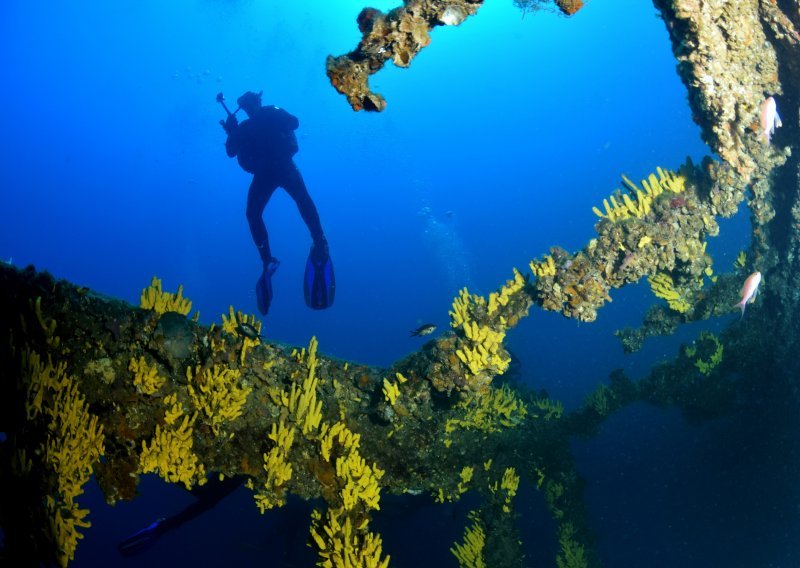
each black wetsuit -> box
[225,105,325,264]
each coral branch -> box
[327,1,487,111]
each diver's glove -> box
[222,114,239,134]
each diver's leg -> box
[117,476,244,557]
[246,175,278,264]
[166,475,243,530]
[248,175,281,315]
[280,162,326,246]
[281,162,335,309]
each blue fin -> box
[304,244,335,309]
[117,518,165,557]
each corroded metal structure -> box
[326,0,585,112]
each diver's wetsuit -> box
[225,105,325,264]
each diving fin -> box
[256,259,279,316]
[117,518,165,557]
[304,243,335,310]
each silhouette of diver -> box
[118,475,242,556]
[118,476,315,561]
[220,90,334,315]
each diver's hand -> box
[222,114,238,134]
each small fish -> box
[237,322,263,340]
[733,271,762,317]
[410,324,437,337]
[441,5,467,26]
[759,96,782,144]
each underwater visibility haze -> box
[2,0,800,566]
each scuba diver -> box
[118,476,315,561]
[117,475,243,556]
[218,90,335,315]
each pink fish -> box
[759,96,782,143]
[733,271,762,317]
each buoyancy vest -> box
[235,106,298,174]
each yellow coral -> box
[186,364,251,436]
[530,397,564,420]
[33,296,60,348]
[287,372,323,435]
[257,334,328,516]
[656,166,686,193]
[648,272,692,313]
[446,384,528,436]
[252,417,296,512]
[593,167,685,222]
[501,466,519,493]
[490,467,519,513]
[162,392,184,425]
[530,255,557,278]
[319,421,361,462]
[690,331,724,376]
[24,349,106,568]
[338,450,384,511]
[451,515,487,568]
[449,287,513,388]
[308,419,388,567]
[382,378,400,406]
[268,337,389,567]
[449,288,473,329]
[309,508,390,568]
[139,276,192,315]
[487,268,526,314]
[535,467,546,489]
[23,349,69,420]
[128,356,165,395]
[139,413,206,490]
[47,496,91,568]
[436,465,475,503]
[279,337,323,435]
[586,384,614,416]
[220,306,263,364]
[456,322,510,376]
[458,466,474,493]
[321,422,383,511]
[556,522,588,568]
[269,418,296,454]
[267,335,324,472]
[546,480,566,520]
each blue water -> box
[5,0,792,566]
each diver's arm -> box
[225,133,238,158]
[223,115,240,157]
